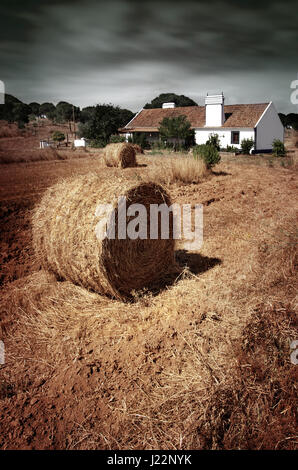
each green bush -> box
[128,132,149,149]
[221,145,238,153]
[272,139,286,157]
[52,131,65,143]
[193,144,221,169]
[151,141,169,150]
[89,139,106,148]
[241,138,254,155]
[206,133,220,151]
[109,134,126,144]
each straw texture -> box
[104,143,136,168]
[32,174,175,299]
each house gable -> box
[255,102,284,150]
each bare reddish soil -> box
[0,127,297,450]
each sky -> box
[0,0,297,113]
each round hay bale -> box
[104,142,136,168]
[132,144,144,154]
[32,174,175,300]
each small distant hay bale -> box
[104,142,136,168]
[32,174,175,300]
[132,144,144,154]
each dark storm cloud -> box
[0,0,297,111]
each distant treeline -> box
[278,113,298,130]
[0,93,82,127]
[0,92,198,146]
[1,94,297,146]
[0,93,135,146]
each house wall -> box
[74,138,86,147]
[124,133,160,144]
[194,128,255,149]
[40,140,50,148]
[255,102,284,151]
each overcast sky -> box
[1,0,297,112]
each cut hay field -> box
[0,145,297,449]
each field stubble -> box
[0,148,297,450]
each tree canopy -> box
[278,112,298,130]
[39,102,56,117]
[0,95,32,127]
[78,104,134,145]
[56,101,80,123]
[52,130,65,143]
[159,115,194,148]
[28,102,40,116]
[144,93,197,109]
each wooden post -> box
[72,106,76,139]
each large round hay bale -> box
[104,142,136,168]
[32,174,175,299]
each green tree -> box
[144,93,197,109]
[159,115,194,150]
[56,101,80,129]
[80,106,96,124]
[12,102,30,127]
[0,94,24,122]
[29,102,40,116]
[39,102,56,117]
[52,131,65,144]
[193,144,221,169]
[278,112,298,130]
[78,104,134,144]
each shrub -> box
[151,140,170,151]
[193,144,221,169]
[109,134,126,144]
[128,132,149,149]
[241,138,254,155]
[89,139,106,148]
[221,145,238,153]
[52,131,65,143]
[206,133,220,151]
[272,139,286,157]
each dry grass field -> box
[0,127,297,450]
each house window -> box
[231,131,240,144]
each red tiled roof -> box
[120,103,269,132]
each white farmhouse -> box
[119,93,284,152]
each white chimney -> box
[162,102,176,109]
[205,93,225,127]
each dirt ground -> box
[0,135,297,449]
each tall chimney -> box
[205,93,224,127]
